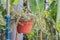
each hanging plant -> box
[17,12,33,34]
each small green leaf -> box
[13,0,18,4]
[2,9,6,19]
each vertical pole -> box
[56,0,60,40]
[40,31,42,40]
[6,0,10,40]
[44,0,49,10]
[56,31,58,40]
[16,0,24,40]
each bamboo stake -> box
[40,31,42,40]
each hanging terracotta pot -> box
[17,19,33,34]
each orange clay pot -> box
[17,19,33,34]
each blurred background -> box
[0,0,60,40]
